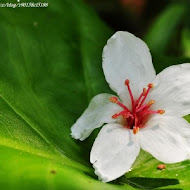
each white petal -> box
[150,63,190,117]
[71,93,122,141]
[140,115,190,163]
[90,123,140,182]
[103,31,156,106]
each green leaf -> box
[144,3,187,55]
[152,54,190,73]
[0,0,190,189]
[181,27,190,57]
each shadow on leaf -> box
[119,177,180,189]
[83,171,181,190]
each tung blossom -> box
[71,31,190,182]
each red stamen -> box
[134,113,138,127]
[145,109,165,115]
[138,83,154,108]
[135,88,147,106]
[123,112,133,118]
[144,110,157,114]
[128,117,134,128]
[112,110,133,119]
[125,79,135,110]
[117,101,131,112]
[137,114,144,126]
[136,100,155,113]
[109,81,164,135]
[110,96,131,113]
[136,104,147,112]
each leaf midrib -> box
[0,94,88,171]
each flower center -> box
[109,79,165,134]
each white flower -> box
[71,31,190,182]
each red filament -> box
[109,79,165,134]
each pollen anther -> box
[133,126,139,134]
[148,100,155,106]
[148,83,154,88]
[125,79,130,85]
[157,110,165,114]
[109,97,118,103]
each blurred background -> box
[85,0,167,34]
[84,0,190,58]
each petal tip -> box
[92,161,110,182]
[70,131,79,140]
[70,126,82,140]
[71,127,89,141]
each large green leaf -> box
[0,0,190,189]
